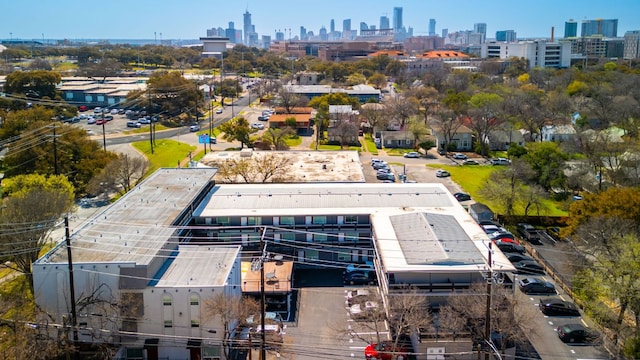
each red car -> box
[95,119,106,125]
[365,341,408,360]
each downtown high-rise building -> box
[393,7,403,31]
[429,19,436,36]
[474,23,487,43]
[380,15,390,30]
[624,30,640,59]
[343,19,351,32]
[496,30,517,42]
[564,19,578,38]
[581,19,618,37]
[330,19,335,33]
[243,10,252,46]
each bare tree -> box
[207,154,293,183]
[360,103,388,135]
[432,110,464,152]
[439,282,538,352]
[86,154,148,196]
[406,85,440,125]
[478,160,540,216]
[278,86,304,114]
[203,293,259,360]
[385,94,418,129]
[332,119,359,149]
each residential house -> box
[379,130,414,149]
[486,129,525,151]
[327,105,359,146]
[268,113,314,136]
[430,124,474,151]
[540,124,576,142]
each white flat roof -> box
[195,183,514,273]
[39,168,217,265]
[153,245,240,287]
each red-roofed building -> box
[268,113,314,136]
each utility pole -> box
[101,108,106,151]
[484,241,493,360]
[209,102,213,151]
[148,87,154,154]
[52,123,59,175]
[64,217,79,360]
[259,227,267,360]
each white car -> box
[349,301,378,318]
[189,124,201,132]
[453,153,468,160]
[87,117,97,124]
[346,289,371,306]
[403,151,420,158]
[251,123,265,130]
[215,108,223,114]
[110,109,118,115]
[435,169,450,178]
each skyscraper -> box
[243,10,252,46]
[474,23,487,43]
[330,19,335,33]
[343,19,351,32]
[380,16,390,30]
[581,19,618,37]
[393,7,403,31]
[300,26,307,40]
[564,19,578,38]
[623,30,640,59]
[226,21,237,43]
[429,19,436,36]
[496,30,517,42]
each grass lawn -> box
[284,136,302,147]
[133,139,196,175]
[363,134,379,155]
[124,124,171,135]
[317,143,362,151]
[385,148,415,156]
[427,164,567,216]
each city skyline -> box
[2,0,640,41]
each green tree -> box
[218,116,255,149]
[0,174,75,284]
[367,72,387,89]
[140,71,200,118]
[467,92,504,156]
[3,123,117,195]
[523,142,568,191]
[262,127,295,150]
[4,70,61,99]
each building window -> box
[312,216,327,225]
[248,216,262,226]
[203,346,221,360]
[217,216,230,225]
[305,249,319,260]
[164,320,173,328]
[191,319,200,328]
[314,233,328,242]
[338,251,351,261]
[162,295,172,306]
[190,294,199,306]
[280,216,294,225]
[65,93,73,100]
[344,215,358,224]
[281,233,295,242]
[346,232,359,242]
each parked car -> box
[557,323,598,343]
[189,124,200,132]
[251,123,265,129]
[365,341,409,360]
[257,115,269,121]
[215,108,223,114]
[377,172,395,182]
[345,263,375,274]
[482,224,505,234]
[110,109,118,115]
[343,270,377,285]
[93,107,102,114]
[346,289,372,306]
[437,148,446,155]
[87,117,96,124]
[78,105,88,112]
[126,120,141,128]
[539,298,581,316]
[489,231,517,241]
[513,260,546,275]
[95,119,106,125]
[209,136,217,144]
[518,277,556,294]
[505,252,534,264]
[138,118,151,124]
[494,240,525,254]
[462,159,479,165]
[349,301,378,319]
[403,151,420,158]
[372,161,389,170]
[435,169,450,178]
[454,192,471,202]
[517,223,543,245]
[452,153,468,160]
[491,158,511,166]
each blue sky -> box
[2,0,640,40]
